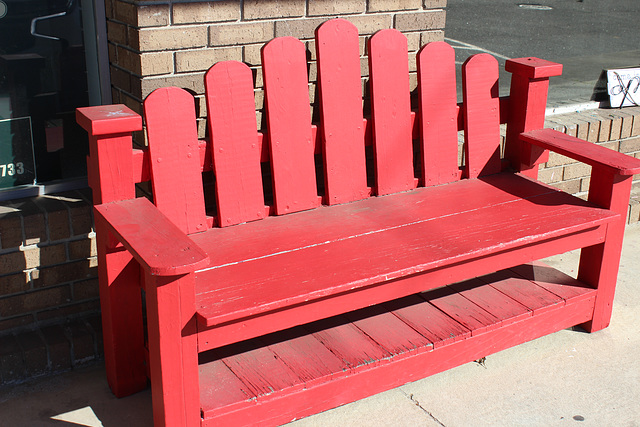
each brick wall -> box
[105,0,447,140]
[0,190,100,383]
[542,106,640,224]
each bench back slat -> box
[368,29,416,196]
[262,37,320,215]
[316,19,370,205]
[144,87,208,234]
[418,42,460,186]
[205,61,266,227]
[462,53,502,179]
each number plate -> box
[0,117,37,189]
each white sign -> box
[607,67,640,108]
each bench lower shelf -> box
[198,262,596,426]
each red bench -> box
[77,19,640,427]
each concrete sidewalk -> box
[1,225,638,427]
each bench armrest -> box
[520,128,640,176]
[95,198,209,276]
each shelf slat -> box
[200,263,596,425]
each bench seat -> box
[192,173,614,325]
[198,262,597,426]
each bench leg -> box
[96,224,147,397]
[578,168,632,332]
[145,271,200,427]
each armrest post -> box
[578,167,634,332]
[76,105,145,398]
[76,105,142,204]
[504,57,563,178]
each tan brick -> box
[609,115,623,140]
[633,114,640,137]
[110,66,132,93]
[368,0,421,12]
[210,21,275,46]
[243,44,263,66]
[598,118,611,142]
[121,92,144,115]
[195,96,207,118]
[68,239,97,261]
[175,47,242,73]
[546,151,575,168]
[68,203,93,236]
[563,123,578,137]
[629,198,640,224]
[620,137,640,154]
[584,110,616,141]
[108,43,117,64]
[599,140,619,152]
[254,89,265,110]
[140,73,206,98]
[394,10,446,31]
[114,0,137,25]
[137,26,208,52]
[420,30,445,45]
[107,21,127,45]
[0,214,22,249]
[360,57,369,77]
[32,260,97,289]
[619,110,634,138]
[408,51,417,72]
[308,62,317,82]
[116,48,173,76]
[0,273,29,296]
[409,71,418,92]
[537,166,563,184]
[256,110,264,130]
[173,1,239,25]
[39,244,68,267]
[347,14,394,34]
[114,2,169,27]
[307,0,364,16]
[73,279,99,301]
[115,46,136,72]
[586,119,601,142]
[36,300,100,322]
[244,0,304,20]
[197,119,207,139]
[137,4,170,27]
[544,119,565,133]
[550,179,581,195]
[406,32,420,51]
[253,67,264,88]
[581,177,591,193]
[128,26,139,49]
[17,203,46,246]
[104,0,115,19]
[0,286,71,317]
[111,88,121,104]
[275,17,328,39]
[563,162,592,180]
[424,0,447,8]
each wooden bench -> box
[76,19,640,427]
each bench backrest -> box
[141,19,519,234]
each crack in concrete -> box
[401,390,446,427]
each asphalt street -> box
[444,0,640,107]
